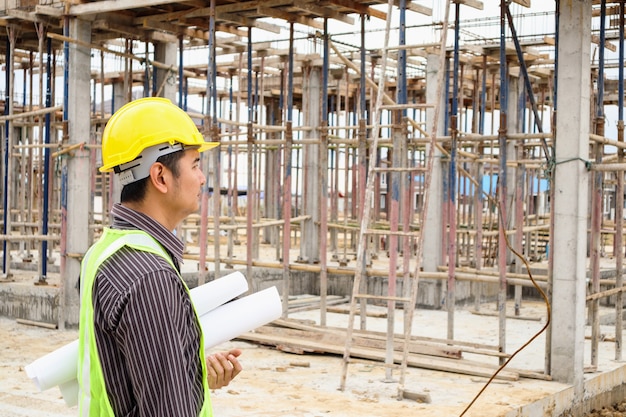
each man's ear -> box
[148,162,169,194]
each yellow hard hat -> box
[99,97,219,175]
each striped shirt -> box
[91,203,204,417]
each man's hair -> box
[120,150,184,203]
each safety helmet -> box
[99,97,219,184]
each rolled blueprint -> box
[54,286,282,407]
[25,271,255,404]
[189,271,248,317]
[25,271,249,393]
[24,339,79,392]
[199,286,282,348]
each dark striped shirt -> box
[92,203,204,417]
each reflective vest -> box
[78,227,212,417]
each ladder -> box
[338,0,452,401]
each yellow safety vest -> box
[78,227,212,417]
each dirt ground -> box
[3,299,603,417]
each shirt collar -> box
[110,203,185,268]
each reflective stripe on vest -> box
[78,228,212,417]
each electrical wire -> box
[458,191,552,417]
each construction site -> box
[1,0,626,416]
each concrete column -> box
[108,80,128,206]
[262,99,281,249]
[111,80,126,112]
[550,0,591,391]
[506,75,522,234]
[422,53,444,272]
[154,42,177,101]
[62,17,92,327]
[300,66,321,263]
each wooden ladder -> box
[338,0,452,402]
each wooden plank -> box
[16,318,57,330]
[322,0,387,21]
[291,3,355,25]
[455,0,484,10]
[69,0,179,16]
[275,318,503,352]
[257,6,324,30]
[470,310,542,322]
[237,331,520,381]
[254,325,463,359]
[326,304,388,318]
[591,34,617,53]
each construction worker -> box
[78,97,241,417]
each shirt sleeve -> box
[115,269,203,417]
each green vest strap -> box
[78,228,212,417]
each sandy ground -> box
[6,298,616,417]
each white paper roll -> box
[24,339,79,392]
[57,287,283,408]
[59,380,79,408]
[199,286,283,348]
[25,272,249,396]
[25,281,281,409]
[190,271,249,317]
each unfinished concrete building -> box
[1,0,625,415]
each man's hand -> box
[206,349,242,390]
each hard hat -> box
[99,97,219,183]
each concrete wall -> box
[0,267,502,325]
[13,262,626,327]
[504,365,626,417]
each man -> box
[78,97,241,417]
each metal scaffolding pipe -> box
[446,1,461,341]
[41,36,53,282]
[615,0,625,363]
[497,0,509,365]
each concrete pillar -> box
[108,80,128,206]
[300,66,321,263]
[550,0,591,391]
[153,42,177,101]
[506,75,522,234]
[62,17,92,327]
[263,99,281,247]
[422,53,444,272]
[112,80,126,112]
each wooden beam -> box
[217,12,283,34]
[322,0,387,21]
[455,0,484,11]
[68,0,181,16]
[6,8,60,26]
[291,3,355,25]
[257,6,324,30]
[133,8,196,25]
[34,5,63,17]
[185,0,294,18]
[591,34,617,53]
[93,19,144,39]
[395,0,432,16]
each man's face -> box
[167,148,206,219]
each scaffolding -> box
[0,0,625,399]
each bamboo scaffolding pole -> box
[0,105,62,122]
[47,32,196,78]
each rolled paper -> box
[25,279,281,408]
[189,271,249,317]
[25,340,79,392]
[58,380,79,408]
[25,272,250,399]
[199,286,283,348]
